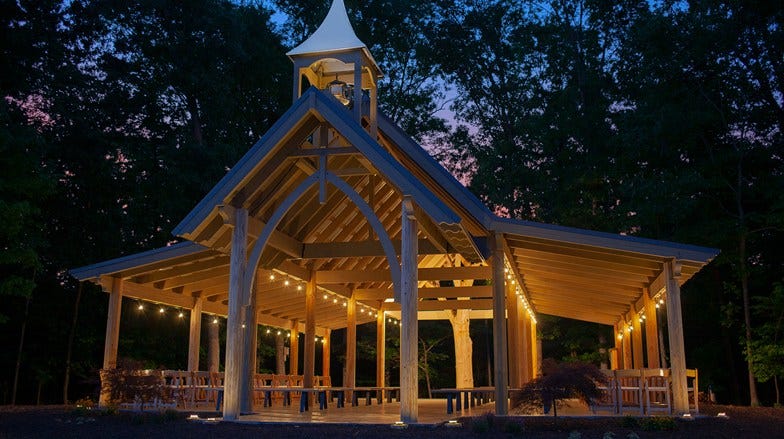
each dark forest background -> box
[1,0,782,407]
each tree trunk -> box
[63,282,83,404]
[739,233,760,406]
[447,310,474,388]
[775,376,780,406]
[208,319,220,372]
[12,294,32,405]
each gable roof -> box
[174,87,460,240]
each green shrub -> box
[640,417,677,431]
[621,416,639,429]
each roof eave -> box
[494,216,719,264]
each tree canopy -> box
[0,0,781,407]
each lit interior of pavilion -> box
[71,0,718,424]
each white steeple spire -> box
[287,0,367,57]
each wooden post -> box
[612,326,622,370]
[223,207,248,420]
[289,322,299,375]
[240,284,258,413]
[506,282,520,389]
[530,319,539,377]
[665,260,689,413]
[643,289,660,368]
[376,311,385,387]
[490,232,509,415]
[622,325,633,369]
[208,317,220,373]
[632,315,644,369]
[275,334,285,374]
[102,277,123,370]
[400,197,418,423]
[322,329,331,379]
[304,274,316,389]
[99,277,123,407]
[519,301,531,384]
[188,297,203,371]
[353,53,362,123]
[346,293,356,389]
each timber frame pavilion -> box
[71,0,718,423]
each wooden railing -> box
[592,368,699,415]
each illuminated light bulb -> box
[213,318,218,324]
[315,337,318,342]
[159,307,165,314]
[388,318,392,323]
[266,329,271,334]
[618,334,623,340]
[297,285,302,291]
[655,303,660,309]
[638,318,643,323]
[178,311,185,318]
[659,298,664,305]
[323,294,328,300]
[287,332,291,337]
[241,324,246,329]
[138,304,144,310]
[360,309,364,313]
[343,302,347,307]
[277,330,281,335]
[642,315,647,320]
[333,298,338,304]
[269,273,275,281]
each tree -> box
[510,359,607,419]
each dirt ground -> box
[1,403,783,438]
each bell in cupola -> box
[326,75,352,106]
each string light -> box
[297,284,303,291]
[178,311,185,318]
[159,307,165,314]
[213,318,218,324]
[323,294,328,300]
[266,329,271,334]
[138,303,144,310]
[284,278,290,286]
[277,330,281,335]
[333,298,338,304]
[269,273,275,281]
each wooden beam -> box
[376,311,385,387]
[513,247,660,274]
[132,256,231,284]
[643,288,660,368]
[287,146,359,157]
[507,237,664,269]
[346,293,356,388]
[220,205,304,259]
[301,239,441,259]
[354,285,491,301]
[316,266,491,283]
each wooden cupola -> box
[287,0,383,136]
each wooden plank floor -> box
[230,398,495,425]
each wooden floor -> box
[224,399,494,425]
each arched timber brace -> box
[242,171,401,301]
